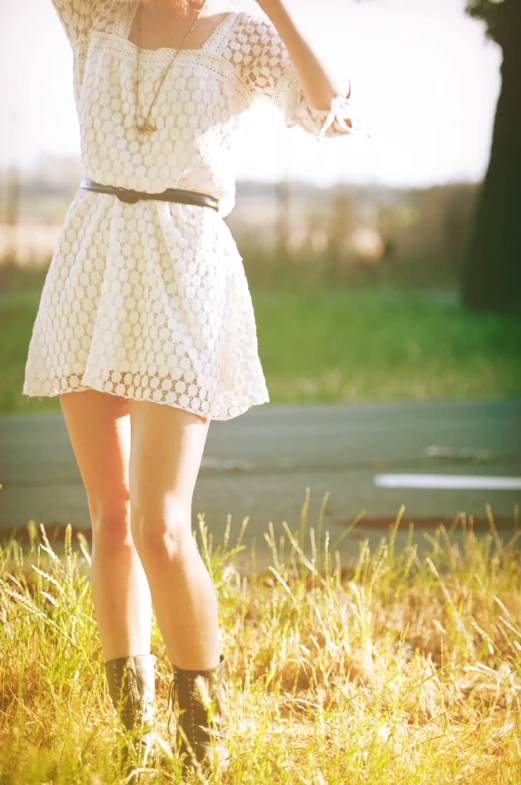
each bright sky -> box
[0,0,501,186]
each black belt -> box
[80,178,219,211]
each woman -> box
[23,0,362,777]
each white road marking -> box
[374,474,521,490]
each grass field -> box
[1,499,520,784]
[254,288,521,404]
[1,264,520,414]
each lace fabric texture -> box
[23,0,360,421]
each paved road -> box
[1,399,520,570]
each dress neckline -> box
[120,0,237,55]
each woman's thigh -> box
[127,401,210,538]
[58,390,131,528]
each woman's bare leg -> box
[127,400,220,671]
[59,389,152,660]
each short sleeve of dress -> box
[230,12,362,142]
[50,0,98,47]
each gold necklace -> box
[134,0,209,136]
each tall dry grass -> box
[1,491,520,784]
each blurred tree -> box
[461,0,521,311]
[326,187,357,282]
[357,0,519,307]
[275,179,291,262]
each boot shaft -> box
[169,654,229,772]
[104,653,156,731]
[173,655,224,740]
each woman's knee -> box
[130,502,193,562]
[90,499,132,550]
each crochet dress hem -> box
[22,381,271,422]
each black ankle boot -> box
[167,654,230,776]
[104,653,157,777]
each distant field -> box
[1,269,520,414]
[0,221,62,266]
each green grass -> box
[255,288,521,403]
[1,267,521,414]
[1,496,520,784]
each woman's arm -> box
[233,5,363,142]
[254,0,351,115]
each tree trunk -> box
[461,0,521,312]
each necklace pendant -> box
[137,122,156,135]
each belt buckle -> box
[116,187,140,204]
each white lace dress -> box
[23,0,360,421]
